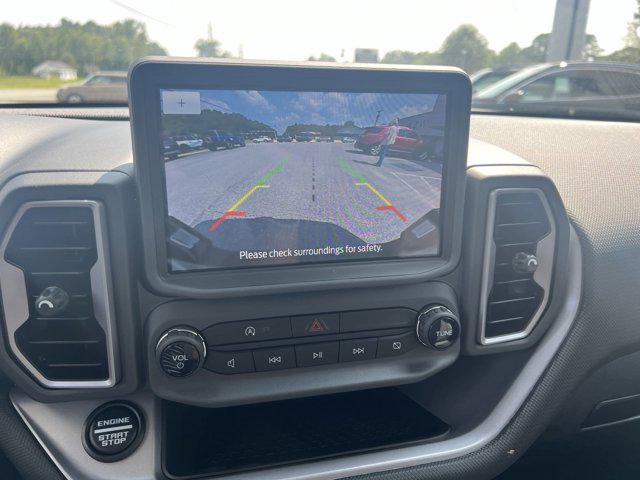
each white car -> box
[252,136,272,143]
[173,135,203,151]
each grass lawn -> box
[0,76,82,89]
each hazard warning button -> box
[291,313,339,337]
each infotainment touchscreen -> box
[159,88,447,272]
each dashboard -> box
[0,59,639,480]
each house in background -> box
[398,95,447,158]
[31,61,78,80]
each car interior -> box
[2,2,640,480]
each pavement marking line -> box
[338,158,407,223]
[392,172,422,196]
[420,176,439,196]
[209,158,287,232]
[394,171,441,181]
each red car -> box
[354,126,429,160]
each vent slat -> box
[19,246,92,252]
[28,340,101,346]
[47,363,104,368]
[34,316,91,322]
[495,221,544,228]
[489,296,537,305]
[487,316,525,325]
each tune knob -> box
[512,252,539,274]
[155,328,207,377]
[35,286,69,317]
[416,305,460,349]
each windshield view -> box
[2,1,640,120]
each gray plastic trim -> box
[9,227,581,480]
[478,188,556,345]
[0,200,119,388]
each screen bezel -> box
[129,58,470,298]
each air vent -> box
[0,201,117,388]
[479,189,556,345]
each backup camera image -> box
[160,88,446,272]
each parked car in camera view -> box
[252,136,273,143]
[472,61,640,121]
[294,132,317,142]
[56,71,128,103]
[229,133,246,147]
[173,134,203,152]
[162,138,181,160]
[203,130,234,150]
[277,135,293,142]
[355,126,429,160]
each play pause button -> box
[295,342,339,367]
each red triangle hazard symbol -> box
[308,319,325,333]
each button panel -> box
[291,313,339,337]
[339,338,378,362]
[204,317,292,345]
[197,308,458,375]
[253,347,296,371]
[205,333,422,374]
[377,332,418,358]
[295,342,339,367]
[340,308,416,332]
[206,350,255,374]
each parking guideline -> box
[209,159,287,232]
[338,158,407,223]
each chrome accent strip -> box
[0,200,118,388]
[478,188,557,345]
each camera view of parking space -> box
[161,89,445,271]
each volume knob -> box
[155,328,206,377]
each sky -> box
[2,0,637,60]
[163,89,439,133]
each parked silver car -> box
[56,71,128,103]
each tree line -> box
[162,109,272,137]
[310,25,639,72]
[2,4,640,79]
[308,1,640,71]
[0,19,166,76]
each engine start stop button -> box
[84,401,144,461]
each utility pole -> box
[547,0,591,61]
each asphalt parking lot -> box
[165,141,441,253]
